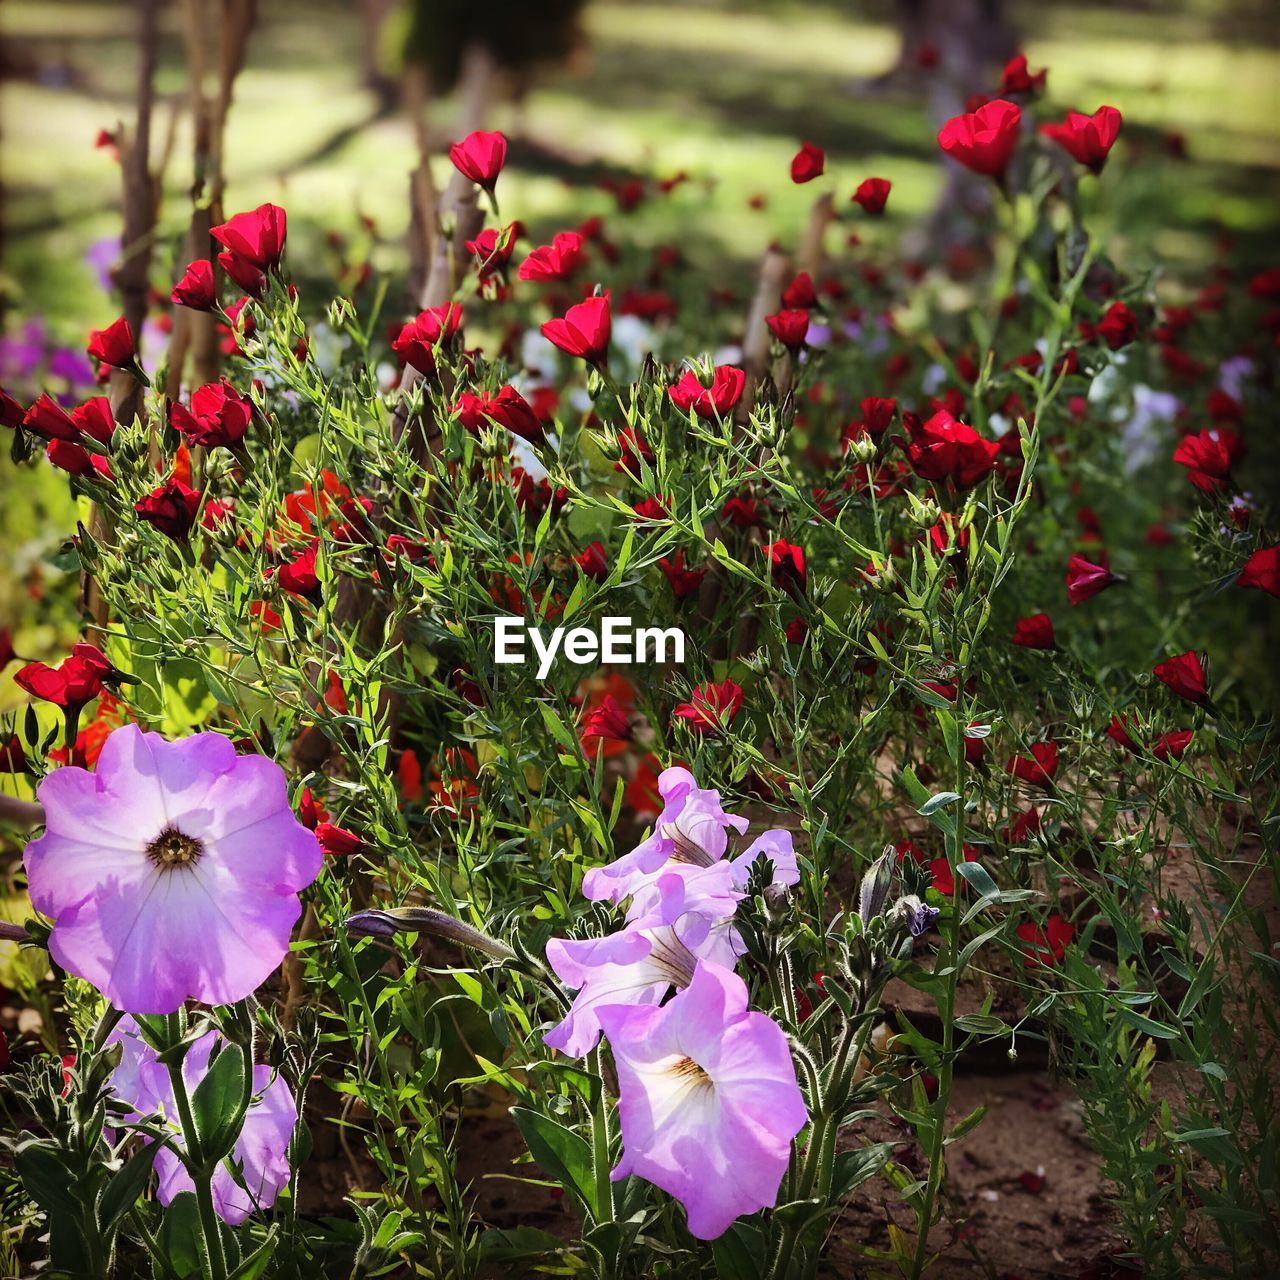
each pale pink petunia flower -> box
[25,724,322,1013]
[597,961,807,1240]
[108,1018,296,1223]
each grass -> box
[2,0,1279,334]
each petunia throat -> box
[146,825,205,870]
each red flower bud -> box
[87,316,138,373]
[764,308,811,349]
[449,130,507,191]
[171,258,217,310]
[851,177,891,215]
[790,141,825,184]
[1066,554,1121,605]
[316,822,363,857]
[1152,650,1209,705]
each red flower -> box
[722,494,766,528]
[1042,106,1123,174]
[1012,613,1055,649]
[1151,730,1194,762]
[212,203,287,272]
[467,224,519,278]
[632,496,668,522]
[851,177,891,214]
[392,303,464,376]
[902,409,999,487]
[782,272,817,309]
[87,317,139,375]
[1106,714,1141,754]
[22,393,78,442]
[1152,650,1209,705]
[46,438,96,477]
[581,694,633,749]
[1,388,25,430]
[937,100,1022,178]
[316,822,364,857]
[659,550,705,600]
[764,308,811,350]
[456,386,546,446]
[541,292,611,367]
[858,396,898,437]
[218,250,265,296]
[15,644,114,712]
[171,380,253,449]
[669,365,746,419]
[449,130,507,191]
[764,540,806,593]
[69,397,115,447]
[1016,913,1075,967]
[171,259,217,310]
[1237,545,1280,597]
[1172,428,1244,493]
[626,754,664,817]
[1066,554,1120,605]
[573,541,609,580]
[785,617,808,645]
[929,847,979,896]
[999,54,1046,97]
[275,541,321,598]
[518,231,585,282]
[673,678,744,734]
[135,478,201,542]
[1006,741,1059,786]
[790,141,825,184]
[1096,301,1138,350]
[296,786,329,830]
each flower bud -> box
[858,847,896,927]
[345,906,515,961]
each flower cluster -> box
[545,768,807,1238]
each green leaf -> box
[158,1193,204,1278]
[99,1142,161,1233]
[510,1107,596,1214]
[1118,1008,1179,1040]
[190,1042,247,1162]
[831,1142,892,1197]
[228,1227,279,1280]
[712,1219,766,1280]
[918,791,960,817]
[955,861,999,900]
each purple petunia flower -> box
[25,724,322,1014]
[545,909,741,1057]
[581,767,798,914]
[108,1018,296,1223]
[596,960,807,1240]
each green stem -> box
[163,1015,229,1280]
